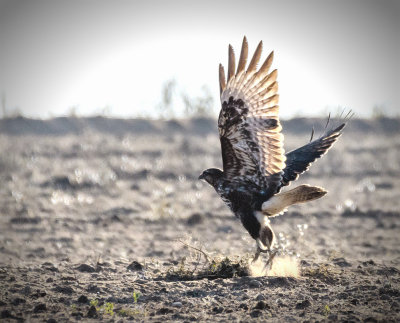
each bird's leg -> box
[258,249,277,274]
[252,245,277,269]
[252,247,278,275]
[252,246,262,263]
[264,249,277,269]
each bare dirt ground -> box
[0,116,399,322]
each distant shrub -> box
[156,79,177,119]
[157,79,215,119]
[181,85,214,117]
[372,104,387,119]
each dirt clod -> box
[187,213,203,226]
[1,310,12,319]
[295,300,311,309]
[33,303,47,313]
[127,261,143,271]
[254,300,269,310]
[53,286,74,295]
[250,310,262,317]
[75,264,96,273]
[87,305,97,318]
[77,295,89,304]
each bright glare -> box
[54,38,337,119]
[1,1,398,118]
[59,37,222,118]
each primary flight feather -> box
[199,36,348,262]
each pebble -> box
[254,300,269,310]
[250,310,262,318]
[362,260,375,266]
[76,264,96,273]
[11,298,26,305]
[86,284,101,293]
[276,298,286,307]
[157,307,173,314]
[77,295,89,304]
[212,306,223,313]
[127,261,143,271]
[239,303,248,310]
[187,213,204,226]
[249,280,262,288]
[41,262,58,272]
[87,305,97,318]
[172,301,183,308]
[1,310,12,318]
[300,260,310,267]
[53,286,74,295]
[333,257,352,267]
[255,294,265,301]
[295,299,311,309]
[216,225,232,233]
[33,303,47,313]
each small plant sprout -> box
[104,302,114,316]
[324,304,331,316]
[133,291,140,303]
[90,299,99,308]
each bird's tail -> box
[261,184,327,216]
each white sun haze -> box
[0,0,398,118]
[60,35,224,118]
[61,38,331,119]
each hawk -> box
[199,37,349,262]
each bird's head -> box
[198,168,223,186]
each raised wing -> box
[218,37,286,189]
[280,123,346,188]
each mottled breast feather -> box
[218,36,286,190]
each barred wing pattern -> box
[218,37,286,189]
[280,123,345,188]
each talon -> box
[262,250,277,274]
[265,250,277,267]
[252,247,261,263]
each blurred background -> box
[0,0,399,119]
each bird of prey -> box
[199,37,349,262]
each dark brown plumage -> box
[199,36,350,262]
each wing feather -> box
[257,51,274,78]
[228,45,235,82]
[236,36,248,75]
[247,41,263,73]
[219,64,226,94]
[218,37,286,190]
[280,123,346,188]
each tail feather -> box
[261,184,327,216]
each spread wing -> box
[218,36,286,189]
[280,123,346,188]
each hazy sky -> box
[0,0,399,118]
